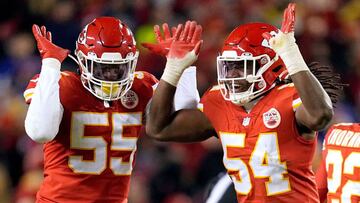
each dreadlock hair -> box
[307,62,348,107]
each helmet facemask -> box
[77,50,139,101]
[74,17,139,101]
[217,51,276,105]
[217,22,289,105]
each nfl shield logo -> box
[262,108,281,129]
[242,117,250,126]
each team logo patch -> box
[263,108,281,129]
[121,90,139,109]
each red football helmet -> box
[217,22,288,105]
[75,16,138,101]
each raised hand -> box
[161,20,203,86]
[141,23,180,56]
[261,3,308,75]
[167,20,202,59]
[262,3,296,54]
[281,3,296,34]
[32,24,70,63]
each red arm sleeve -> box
[315,152,328,203]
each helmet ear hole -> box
[272,65,283,73]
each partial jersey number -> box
[326,150,360,203]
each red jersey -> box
[24,71,157,203]
[316,123,360,203]
[200,84,319,203]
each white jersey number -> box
[68,112,142,175]
[326,150,360,203]
[220,132,291,196]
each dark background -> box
[0,0,359,202]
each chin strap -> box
[68,54,79,65]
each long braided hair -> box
[307,62,348,107]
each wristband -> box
[270,32,309,75]
[279,43,309,75]
[161,50,197,86]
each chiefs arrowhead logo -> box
[77,28,87,45]
[263,108,281,129]
[121,90,139,109]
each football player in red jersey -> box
[145,3,337,203]
[24,17,202,202]
[316,123,360,203]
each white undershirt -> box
[25,58,63,143]
[174,66,200,111]
[24,58,199,143]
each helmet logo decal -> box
[121,90,139,109]
[263,108,281,129]
[261,38,271,48]
[236,45,245,52]
[261,30,277,48]
[78,25,89,45]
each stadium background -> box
[0,0,359,202]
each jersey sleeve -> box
[199,85,221,111]
[277,83,302,111]
[315,125,336,203]
[199,89,209,112]
[291,90,302,111]
[136,71,158,120]
[23,74,40,104]
[315,155,328,203]
[135,71,158,91]
[24,59,64,143]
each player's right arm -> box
[24,24,69,143]
[147,81,215,142]
[263,3,333,137]
[145,21,216,142]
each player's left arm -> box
[264,3,333,135]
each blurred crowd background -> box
[0,0,359,202]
